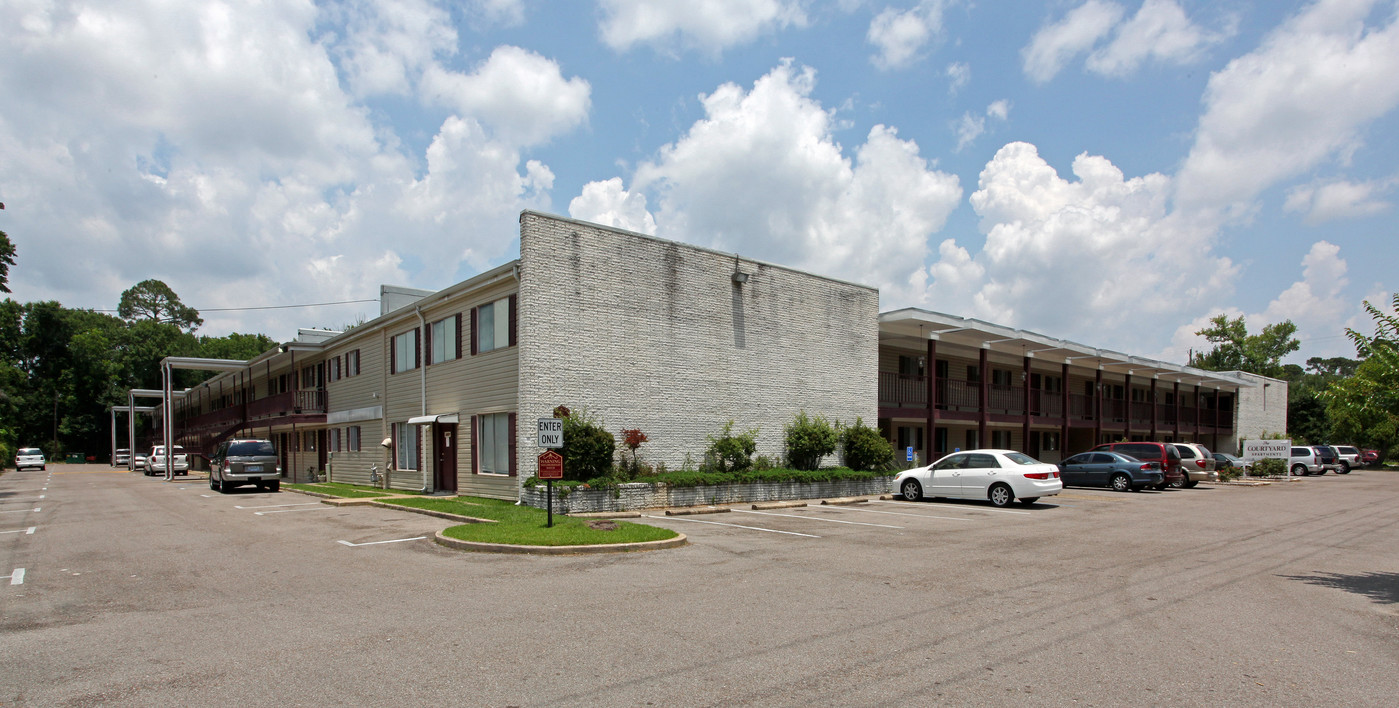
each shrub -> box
[784,411,837,471]
[619,428,648,477]
[703,421,757,473]
[1253,458,1285,477]
[558,408,615,482]
[842,418,894,472]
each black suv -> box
[1311,445,1342,475]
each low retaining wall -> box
[519,476,896,514]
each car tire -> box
[266,481,280,493]
[1290,464,1307,476]
[1183,479,1199,488]
[1110,473,1132,492]
[900,479,922,501]
[1169,475,1185,489]
[1153,483,1168,490]
[1018,497,1039,506]
[988,483,1013,507]
[1339,462,1351,474]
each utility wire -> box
[89,298,377,314]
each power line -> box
[89,298,378,314]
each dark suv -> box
[1091,442,1184,490]
[210,439,281,493]
[1311,445,1341,475]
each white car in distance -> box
[893,449,1063,507]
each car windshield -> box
[1003,452,1041,466]
[229,441,275,456]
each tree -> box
[118,280,203,332]
[1188,314,1300,378]
[0,230,15,294]
[1324,295,1399,454]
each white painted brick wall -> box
[1228,371,1289,454]
[516,212,879,483]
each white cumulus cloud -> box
[1086,0,1231,77]
[1022,0,1124,83]
[1283,178,1395,224]
[598,0,807,55]
[573,61,962,302]
[421,45,592,147]
[867,0,950,70]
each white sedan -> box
[892,449,1063,507]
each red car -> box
[1362,449,1381,466]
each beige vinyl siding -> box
[324,331,393,488]
[416,279,519,500]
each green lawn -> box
[381,496,680,547]
[285,482,425,498]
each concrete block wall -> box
[516,211,879,480]
[1228,371,1288,454]
[520,477,896,513]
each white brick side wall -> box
[1227,371,1288,454]
[516,212,879,482]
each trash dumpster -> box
[66,452,85,464]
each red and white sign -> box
[537,450,564,480]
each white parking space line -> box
[5,568,24,585]
[0,508,40,514]
[871,499,1031,515]
[642,515,821,538]
[0,527,37,535]
[235,502,320,510]
[730,509,903,529]
[813,506,974,522]
[337,536,426,547]
[0,497,45,503]
[254,507,334,516]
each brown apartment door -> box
[434,423,458,493]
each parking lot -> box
[4,465,1398,706]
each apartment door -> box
[434,423,458,493]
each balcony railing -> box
[879,371,1233,430]
[246,390,326,420]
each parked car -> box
[15,447,46,471]
[113,448,131,467]
[894,449,1063,507]
[1091,442,1184,490]
[1057,451,1163,492]
[1312,445,1342,475]
[1212,452,1248,473]
[144,445,189,476]
[1362,449,1381,467]
[1333,446,1362,474]
[209,439,281,493]
[1288,446,1339,476]
[1171,443,1218,488]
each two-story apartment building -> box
[159,210,1269,502]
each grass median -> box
[285,482,425,498]
[380,496,680,547]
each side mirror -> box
[380,437,393,449]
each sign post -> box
[537,450,564,527]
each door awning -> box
[407,413,459,425]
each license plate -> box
[245,465,262,472]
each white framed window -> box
[476,297,511,353]
[348,426,361,452]
[1042,432,1060,452]
[479,413,511,475]
[393,329,418,373]
[329,428,341,452]
[304,431,317,452]
[395,422,419,471]
[347,350,360,377]
[430,316,458,364]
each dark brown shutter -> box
[414,329,421,369]
[416,425,422,471]
[424,322,433,367]
[508,294,518,347]
[508,412,517,477]
[390,424,397,469]
[390,337,397,374]
[469,307,478,356]
[455,313,463,360]
[470,415,479,474]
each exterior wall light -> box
[732,271,749,284]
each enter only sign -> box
[537,418,563,448]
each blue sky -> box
[1,0,1394,365]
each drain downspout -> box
[414,306,430,493]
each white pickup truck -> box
[144,445,189,476]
